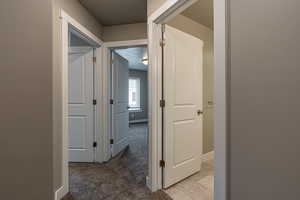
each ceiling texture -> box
[115,46,148,71]
[182,0,213,29]
[78,0,147,26]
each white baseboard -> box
[146,176,151,190]
[202,151,214,162]
[54,185,68,200]
[129,119,148,124]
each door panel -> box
[68,48,94,162]
[112,52,130,157]
[69,116,87,149]
[163,25,204,188]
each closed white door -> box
[68,48,94,162]
[111,52,130,157]
[163,25,204,188]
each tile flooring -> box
[164,158,214,200]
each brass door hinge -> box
[159,39,166,47]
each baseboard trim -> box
[202,151,214,162]
[146,175,151,190]
[55,185,68,200]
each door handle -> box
[197,110,203,115]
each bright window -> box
[129,78,140,109]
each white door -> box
[68,48,95,162]
[111,52,130,157]
[163,25,204,188]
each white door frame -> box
[57,9,104,200]
[100,39,148,163]
[148,0,228,199]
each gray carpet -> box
[68,123,171,200]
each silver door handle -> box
[197,110,203,115]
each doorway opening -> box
[106,44,152,197]
[59,10,103,200]
[68,30,97,163]
[148,0,227,199]
[162,12,214,198]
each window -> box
[129,78,140,109]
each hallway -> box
[68,123,171,200]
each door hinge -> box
[93,57,96,63]
[159,39,166,47]
[159,160,165,168]
[93,99,97,105]
[93,142,97,148]
[160,99,165,108]
[110,139,114,144]
[110,99,114,105]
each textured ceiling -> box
[115,46,148,71]
[182,0,213,29]
[79,0,147,26]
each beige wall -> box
[147,0,167,15]
[102,23,147,42]
[229,0,300,199]
[0,1,53,199]
[167,15,214,154]
[53,0,103,191]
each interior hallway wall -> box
[229,0,300,199]
[53,0,103,191]
[102,23,147,42]
[129,69,148,121]
[0,1,53,199]
[167,14,214,154]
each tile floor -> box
[164,158,214,200]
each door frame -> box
[148,0,228,199]
[101,39,148,165]
[58,9,103,200]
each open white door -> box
[111,52,130,157]
[163,25,203,188]
[68,48,95,162]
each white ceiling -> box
[79,0,147,26]
[182,0,213,29]
[115,46,148,71]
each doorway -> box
[106,44,151,195]
[68,30,97,163]
[58,10,103,200]
[147,0,227,199]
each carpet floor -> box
[67,123,172,200]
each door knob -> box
[197,110,203,115]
